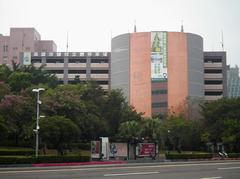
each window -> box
[205,80,222,84]
[46,59,64,63]
[91,58,108,63]
[152,89,167,95]
[3,45,8,52]
[152,102,167,108]
[97,81,108,85]
[69,59,86,63]
[49,70,64,74]
[204,58,222,63]
[32,58,42,63]
[91,70,108,74]
[68,70,86,74]
[204,69,222,73]
[13,47,18,50]
[205,91,223,96]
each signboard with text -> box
[151,32,168,81]
[137,143,155,157]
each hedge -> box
[0,155,90,165]
[228,153,240,158]
[0,149,34,156]
[166,153,213,160]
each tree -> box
[201,98,240,150]
[0,64,12,82]
[40,116,80,155]
[8,72,32,92]
[0,82,10,100]
[164,116,192,152]
[141,118,163,141]
[0,115,8,144]
[102,89,143,137]
[0,95,34,146]
[118,121,142,141]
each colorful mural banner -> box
[151,32,168,81]
[91,141,101,159]
[109,143,128,158]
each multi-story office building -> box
[21,51,110,90]
[227,65,240,98]
[0,28,56,65]
[111,31,227,117]
[111,31,204,117]
[204,51,227,101]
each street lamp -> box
[32,88,45,157]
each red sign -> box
[138,143,155,156]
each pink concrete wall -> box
[167,32,188,114]
[130,32,152,117]
[0,28,56,65]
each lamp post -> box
[32,88,45,157]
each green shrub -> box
[70,143,91,150]
[166,153,213,160]
[228,153,240,158]
[0,148,34,156]
[0,155,90,164]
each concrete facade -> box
[111,31,205,117]
[0,28,56,65]
[21,51,110,90]
[204,51,227,101]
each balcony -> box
[90,63,109,68]
[205,84,223,90]
[68,74,87,79]
[90,74,109,79]
[205,95,223,101]
[100,85,109,90]
[33,63,42,68]
[204,73,223,79]
[204,62,222,68]
[45,63,64,68]
[68,63,86,68]
[55,74,64,79]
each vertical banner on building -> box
[151,32,168,81]
[23,52,31,65]
[91,141,100,159]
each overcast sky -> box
[0,0,239,66]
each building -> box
[204,51,227,101]
[111,31,205,117]
[227,65,240,98]
[0,28,57,65]
[21,51,110,90]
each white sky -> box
[0,0,239,66]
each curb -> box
[32,160,127,167]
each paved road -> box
[0,160,240,179]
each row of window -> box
[152,102,168,108]
[152,89,167,95]
[59,80,108,85]
[204,69,222,73]
[49,70,108,74]
[32,58,109,63]
[205,91,223,96]
[204,58,223,63]
[205,80,223,84]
